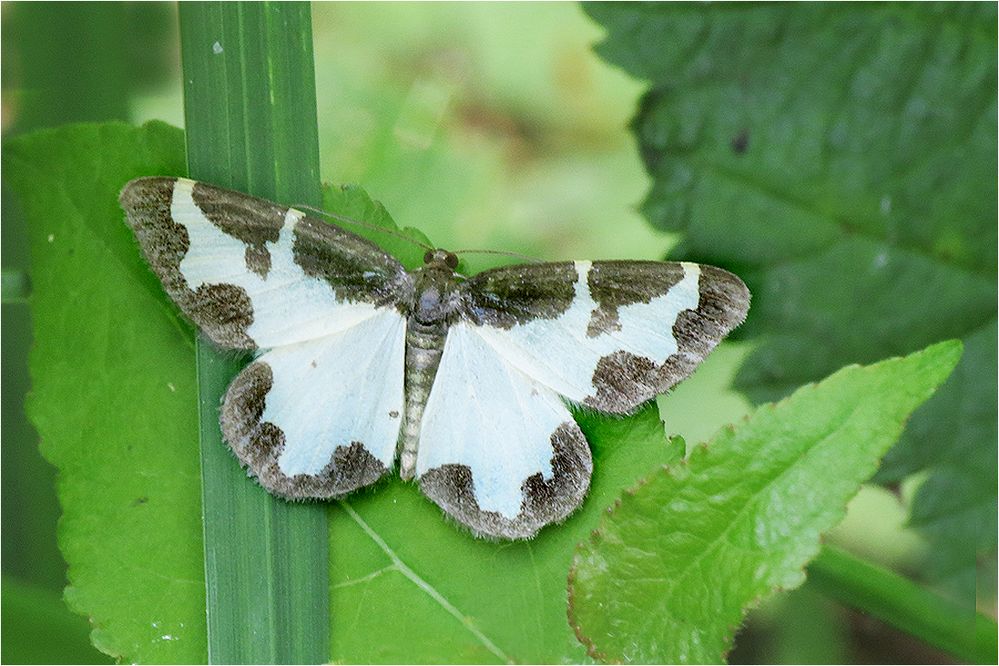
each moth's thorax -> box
[411,252,463,327]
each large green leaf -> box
[568,341,962,664]
[329,406,682,664]
[3,122,201,662]
[5,120,686,663]
[585,1,997,602]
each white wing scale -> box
[170,179,381,347]
[473,260,702,406]
[221,308,407,498]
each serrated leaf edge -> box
[566,341,962,663]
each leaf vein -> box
[339,501,513,664]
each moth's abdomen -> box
[399,321,447,479]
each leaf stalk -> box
[810,545,997,664]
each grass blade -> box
[177,3,328,662]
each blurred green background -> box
[1,2,991,664]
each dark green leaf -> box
[585,1,998,602]
[568,340,962,664]
[1,576,113,664]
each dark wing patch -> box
[293,214,413,311]
[585,264,750,412]
[585,261,686,337]
[120,177,414,350]
[220,361,389,498]
[191,181,285,278]
[461,261,577,328]
[120,177,257,347]
[419,422,592,540]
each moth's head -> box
[423,249,459,273]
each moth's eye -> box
[445,252,459,269]
[423,250,434,264]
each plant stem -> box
[809,545,997,663]
[177,3,328,663]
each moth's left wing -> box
[120,177,413,349]
[221,308,406,498]
[460,260,750,413]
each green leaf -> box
[322,184,432,271]
[585,1,997,603]
[6,118,656,664]
[329,404,681,664]
[568,340,962,664]
[3,121,201,663]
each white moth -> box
[120,177,750,539]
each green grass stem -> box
[177,3,328,662]
[810,545,997,663]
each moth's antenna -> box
[295,204,434,252]
[450,248,544,264]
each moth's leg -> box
[399,321,447,479]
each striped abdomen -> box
[398,321,447,479]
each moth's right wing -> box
[415,322,592,540]
[414,259,748,539]
[459,259,749,413]
[120,177,414,349]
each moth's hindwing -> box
[220,308,406,498]
[461,259,750,413]
[119,177,413,349]
[416,322,592,539]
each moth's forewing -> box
[460,260,749,412]
[120,177,413,349]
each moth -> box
[120,177,750,539]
